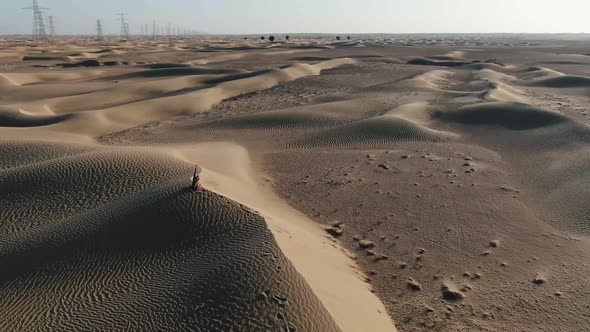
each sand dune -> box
[524,75,590,88]
[22,55,74,62]
[0,74,20,87]
[441,102,568,129]
[403,69,456,90]
[290,114,455,148]
[196,109,344,130]
[2,70,105,85]
[0,142,339,331]
[0,107,73,127]
[407,56,473,67]
[0,58,357,139]
[108,67,246,79]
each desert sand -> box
[1,34,590,331]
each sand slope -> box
[0,144,339,331]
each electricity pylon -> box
[117,13,129,39]
[23,0,49,40]
[96,19,104,41]
[48,15,56,38]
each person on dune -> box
[191,165,203,191]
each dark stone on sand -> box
[407,278,423,291]
[359,240,375,249]
[326,226,343,237]
[442,285,465,302]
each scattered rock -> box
[359,240,375,249]
[461,284,472,292]
[326,226,343,237]
[272,294,288,305]
[441,284,465,302]
[533,275,546,285]
[490,240,500,248]
[500,184,520,193]
[407,278,423,291]
[378,164,390,170]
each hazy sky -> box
[1,0,589,35]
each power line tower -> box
[152,20,156,39]
[96,19,104,41]
[48,15,56,38]
[117,13,129,39]
[23,0,49,40]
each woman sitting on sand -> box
[192,166,203,191]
